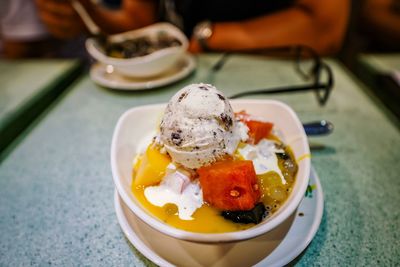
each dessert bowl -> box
[111,99,311,243]
[86,22,188,78]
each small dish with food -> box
[86,22,188,78]
[111,83,310,243]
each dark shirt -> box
[159,0,295,36]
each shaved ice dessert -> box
[131,84,298,233]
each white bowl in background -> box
[86,22,188,78]
[110,99,311,243]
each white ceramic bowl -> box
[111,99,311,243]
[86,22,188,78]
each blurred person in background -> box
[35,0,350,56]
[361,0,400,51]
[0,0,51,58]
[0,0,90,58]
[339,0,400,69]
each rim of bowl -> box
[111,99,311,243]
[86,22,188,65]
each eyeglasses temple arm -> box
[228,84,327,99]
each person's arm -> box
[190,0,350,56]
[35,0,157,39]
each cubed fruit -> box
[246,120,273,144]
[134,145,171,186]
[198,160,260,211]
[235,111,274,144]
[258,171,288,203]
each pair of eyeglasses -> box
[210,45,334,106]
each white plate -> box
[90,53,196,90]
[114,166,324,267]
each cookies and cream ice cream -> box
[159,83,248,169]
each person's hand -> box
[35,0,85,39]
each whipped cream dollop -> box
[144,163,203,220]
[238,139,287,184]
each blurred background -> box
[1,0,399,117]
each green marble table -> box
[0,59,82,154]
[0,54,399,266]
[356,53,400,120]
[358,54,400,73]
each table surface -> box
[0,59,81,153]
[356,53,400,121]
[358,53,400,73]
[0,54,399,266]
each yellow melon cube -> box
[133,145,171,186]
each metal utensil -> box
[71,0,109,46]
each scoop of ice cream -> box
[160,83,246,169]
